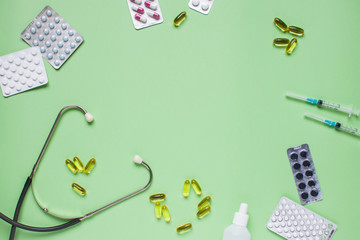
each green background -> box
[1,0,359,239]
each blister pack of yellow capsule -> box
[126,0,164,30]
[188,0,215,15]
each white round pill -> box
[34,58,40,65]
[26,55,33,62]
[3,62,9,69]
[36,68,42,74]
[30,28,36,34]
[45,41,51,47]
[38,35,44,41]
[10,65,16,72]
[14,59,21,66]
[8,56,14,63]
[16,85,22,91]
[20,78,26,85]
[36,21,42,28]
[54,60,60,66]
[40,47,46,53]
[201,3,209,10]
[2,79,8,85]
[63,36,69,42]
[41,16,47,22]
[47,53,53,60]
[46,10,52,17]
[9,82,15,88]
[22,62,28,69]
[29,65,35,72]
[31,74,37,81]
[25,33,31,40]
[4,89,10,95]
[33,40,39,46]
[52,47,58,54]
[59,54,65,60]
[65,49,70,54]
[49,23,55,29]
[75,37,81,43]
[39,77,45,83]
[56,29,62,35]
[70,43,76,48]
[192,0,200,6]
[25,72,30,78]
[13,75,19,82]
[68,30,74,36]
[57,42,64,48]
[43,29,49,35]
[50,35,56,41]
[54,17,60,23]
[61,24,67,30]
[31,49,38,56]
[27,81,33,87]
[18,69,24,75]
[0,69,5,76]
[6,73,12,79]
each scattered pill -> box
[72,183,86,196]
[273,38,290,47]
[183,180,190,197]
[197,205,211,218]
[286,38,297,55]
[162,205,171,222]
[85,158,96,174]
[149,193,166,202]
[198,196,211,209]
[177,223,192,234]
[274,17,288,32]
[174,11,186,27]
[73,157,85,172]
[191,179,202,195]
[155,201,162,219]
[288,26,304,36]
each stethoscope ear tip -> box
[133,155,143,164]
[85,113,94,123]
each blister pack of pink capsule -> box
[188,0,215,15]
[126,0,164,30]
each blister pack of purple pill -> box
[188,0,215,15]
[21,6,84,69]
[287,144,322,205]
[267,197,337,240]
[126,0,164,30]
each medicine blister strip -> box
[267,197,337,240]
[287,144,322,205]
[0,47,48,97]
[126,0,164,30]
[20,6,84,69]
[188,0,215,15]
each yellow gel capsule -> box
[198,196,211,209]
[196,205,211,218]
[286,38,297,55]
[183,180,190,197]
[84,158,96,174]
[273,38,290,47]
[155,201,162,219]
[177,223,192,234]
[274,17,288,32]
[149,193,166,202]
[72,183,86,196]
[162,205,171,222]
[73,157,84,172]
[65,159,78,174]
[288,26,304,36]
[191,179,202,195]
[174,11,186,27]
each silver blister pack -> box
[21,6,84,69]
[267,197,337,240]
[287,144,322,205]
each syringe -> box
[286,92,360,117]
[305,112,360,137]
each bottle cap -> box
[232,203,249,227]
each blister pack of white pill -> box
[0,47,48,97]
[267,197,337,240]
[21,6,84,69]
[188,0,215,15]
[126,0,164,30]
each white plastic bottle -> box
[222,203,251,240]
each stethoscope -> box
[0,105,153,240]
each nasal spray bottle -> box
[222,203,251,240]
